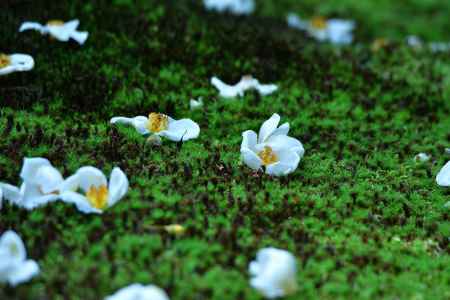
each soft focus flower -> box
[105,283,169,300]
[190,98,204,110]
[241,114,304,176]
[0,53,34,76]
[445,148,450,154]
[111,113,200,142]
[249,247,298,299]
[0,230,39,286]
[436,161,450,187]
[0,157,63,210]
[211,75,278,98]
[414,153,430,162]
[60,166,128,214]
[203,0,254,15]
[19,19,89,45]
[287,13,354,45]
[406,35,423,48]
[164,224,186,236]
[429,42,450,53]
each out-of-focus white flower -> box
[19,19,89,45]
[105,283,169,300]
[414,153,430,162]
[406,35,423,48]
[0,53,34,76]
[429,42,450,52]
[59,166,128,214]
[111,113,200,142]
[241,113,304,176]
[436,161,450,187]
[0,189,2,210]
[203,0,254,15]
[287,13,354,45]
[190,98,204,110]
[0,230,39,286]
[249,247,298,299]
[211,75,278,98]
[0,158,63,210]
[445,148,450,154]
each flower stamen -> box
[258,146,278,166]
[86,185,108,210]
[147,113,169,133]
[0,53,11,68]
[47,20,65,27]
[310,16,328,30]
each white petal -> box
[70,31,89,45]
[47,26,71,42]
[20,183,60,210]
[6,260,39,286]
[159,119,200,142]
[19,22,45,33]
[265,150,300,176]
[287,13,308,30]
[0,183,23,205]
[60,191,102,214]
[241,148,262,170]
[266,135,305,157]
[255,83,278,96]
[327,20,354,45]
[34,166,64,194]
[58,174,80,193]
[111,116,150,135]
[62,19,80,31]
[270,122,289,137]
[211,76,241,98]
[414,153,430,162]
[105,283,170,300]
[19,157,51,182]
[241,130,258,152]
[258,114,281,143]
[108,167,129,207]
[0,230,26,263]
[436,161,450,187]
[75,166,108,192]
[190,98,203,110]
[203,0,254,15]
[9,54,34,72]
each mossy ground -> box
[1,0,450,299]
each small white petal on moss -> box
[19,19,89,45]
[211,76,278,98]
[414,153,430,162]
[0,54,34,76]
[190,98,204,110]
[0,230,40,286]
[249,247,298,299]
[203,0,255,15]
[105,283,170,300]
[436,161,450,187]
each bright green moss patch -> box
[1,0,450,299]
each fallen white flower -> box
[0,53,34,76]
[105,283,169,300]
[211,75,278,98]
[0,230,39,286]
[0,157,63,210]
[60,166,129,214]
[445,148,450,154]
[111,113,200,142]
[241,113,304,176]
[429,42,450,52]
[249,247,298,299]
[203,0,255,15]
[190,98,204,110]
[287,13,354,45]
[414,153,430,162]
[19,19,89,45]
[436,161,450,187]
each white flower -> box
[287,13,354,45]
[105,283,169,300]
[190,98,204,110]
[249,247,298,299]
[436,161,450,187]
[429,42,450,53]
[0,157,63,210]
[111,113,200,142]
[203,0,255,15]
[211,75,278,98]
[59,166,128,214]
[406,35,423,48]
[445,148,450,154]
[0,230,39,286]
[19,19,89,45]
[0,53,34,76]
[414,153,430,162]
[241,114,304,176]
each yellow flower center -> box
[147,113,169,133]
[258,146,279,166]
[0,53,11,68]
[47,20,65,26]
[371,38,389,52]
[86,185,109,210]
[310,16,328,30]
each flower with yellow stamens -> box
[111,112,200,142]
[310,16,328,30]
[19,19,89,45]
[59,166,128,214]
[0,53,34,76]
[241,114,304,176]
